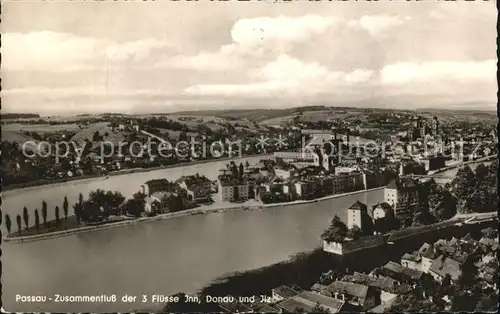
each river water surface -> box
[1,159,489,312]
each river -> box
[1,159,491,312]
[1,156,267,231]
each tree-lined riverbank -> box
[4,187,385,244]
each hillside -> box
[70,122,126,144]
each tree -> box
[321,215,348,242]
[22,206,29,229]
[451,166,476,213]
[55,206,60,225]
[16,214,22,235]
[476,293,499,311]
[124,199,145,217]
[432,190,457,221]
[41,201,48,226]
[230,162,239,179]
[73,203,81,224]
[179,131,188,142]
[34,209,40,233]
[346,225,362,240]
[451,292,477,312]
[63,196,69,220]
[5,214,12,234]
[239,162,244,180]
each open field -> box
[1,130,36,143]
[2,123,82,133]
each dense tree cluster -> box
[450,161,498,214]
[320,215,348,243]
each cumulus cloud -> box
[231,15,338,48]
[185,54,374,97]
[157,15,338,72]
[380,59,496,84]
[349,14,409,36]
[2,31,109,71]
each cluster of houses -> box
[141,174,213,213]
[399,227,498,288]
[218,227,498,313]
[216,158,371,204]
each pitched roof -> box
[429,256,462,280]
[348,272,399,292]
[272,285,299,299]
[386,178,418,189]
[218,299,252,313]
[372,202,394,216]
[251,303,280,313]
[277,291,344,314]
[383,261,423,280]
[401,253,421,263]
[348,201,367,211]
[326,281,369,301]
[418,242,434,258]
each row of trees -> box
[4,190,128,235]
[4,197,70,235]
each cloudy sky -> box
[2,1,497,115]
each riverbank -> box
[3,186,385,244]
[2,153,272,192]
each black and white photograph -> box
[1,1,498,313]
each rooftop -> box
[272,285,300,299]
[348,201,368,212]
[326,280,369,300]
[218,297,252,313]
[346,272,401,293]
[277,291,344,314]
[386,178,418,189]
[383,261,423,280]
[429,256,462,281]
[401,253,421,263]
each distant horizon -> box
[2,102,497,118]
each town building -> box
[271,285,301,303]
[217,297,252,313]
[218,177,249,202]
[428,255,462,283]
[400,253,421,270]
[370,202,395,233]
[276,291,345,313]
[325,281,378,310]
[273,151,331,170]
[347,201,372,231]
[176,174,212,202]
[384,178,420,218]
[143,179,179,196]
[416,242,437,273]
[381,261,423,283]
